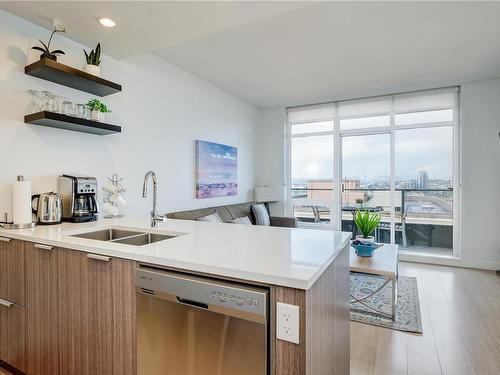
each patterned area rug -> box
[350,273,423,333]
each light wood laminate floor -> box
[351,262,500,375]
[1,263,499,375]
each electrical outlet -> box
[276,302,300,344]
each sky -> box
[292,126,453,182]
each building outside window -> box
[286,87,459,257]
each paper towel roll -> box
[13,176,32,225]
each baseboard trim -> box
[399,252,500,271]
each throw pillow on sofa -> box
[230,216,252,225]
[251,204,270,226]
[196,211,223,223]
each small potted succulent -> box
[31,26,66,61]
[83,43,102,76]
[353,209,381,243]
[352,210,382,257]
[86,98,111,122]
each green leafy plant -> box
[31,26,66,61]
[354,210,381,238]
[84,43,101,66]
[86,98,111,113]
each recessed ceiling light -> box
[98,18,116,28]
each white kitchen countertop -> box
[0,217,351,290]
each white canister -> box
[12,175,32,225]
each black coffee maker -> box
[58,175,98,222]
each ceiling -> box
[0,1,311,58]
[3,1,500,109]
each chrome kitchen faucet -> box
[142,171,164,227]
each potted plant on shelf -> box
[86,98,111,122]
[353,209,381,243]
[83,43,102,76]
[31,26,66,61]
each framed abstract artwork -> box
[195,140,238,199]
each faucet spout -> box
[142,171,163,227]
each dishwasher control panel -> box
[209,290,260,308]
[136,267,268,318]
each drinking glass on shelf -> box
[62,98,75,116]
[85,105,93,120]
[26,90,42,114]
[41,91,58,112]
[53,95,63,113]
[76,104,86,118]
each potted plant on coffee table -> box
[354,209,381,243]
[352,209,382,257]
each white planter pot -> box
[84,64,101,77]
[355,235,375,243]
[90,109,103,122]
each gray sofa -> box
[166,202,298,228]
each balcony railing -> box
[290,187,453,254]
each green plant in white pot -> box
[86,98,111,122]
[353,209,381,243]
[83,43,102,76]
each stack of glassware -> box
[26,90,91,119]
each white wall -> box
[254,108,286,216]
[0,10,259,218]
[255,83,500,270]
[460,79,500,270]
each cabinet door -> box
[0,302,26,373]
[57,248,90,375]
[25,242,60,375]
[0,238,25,306]
[57,249,136,375]
[87,254,136,375]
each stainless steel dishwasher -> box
[136,266,269,375]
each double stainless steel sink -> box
[71,228,179,246]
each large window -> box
[286,88,459,256]
[288,105,335,225]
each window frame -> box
[286,88,461,258]
[286,117,336,229]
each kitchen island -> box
[0,217,351,375]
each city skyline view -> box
[291,126,453,183]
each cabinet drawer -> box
[0,301,27,373]
[0,238,25,306]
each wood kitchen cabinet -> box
[0,237,27,374]
[25,242,59,375]
[0,238,25,306]
[0,298,27,373]
[57,248,136,375]
[1,240,136,375]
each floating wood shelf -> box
[25,58,122,96]
[25,111,122,135]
